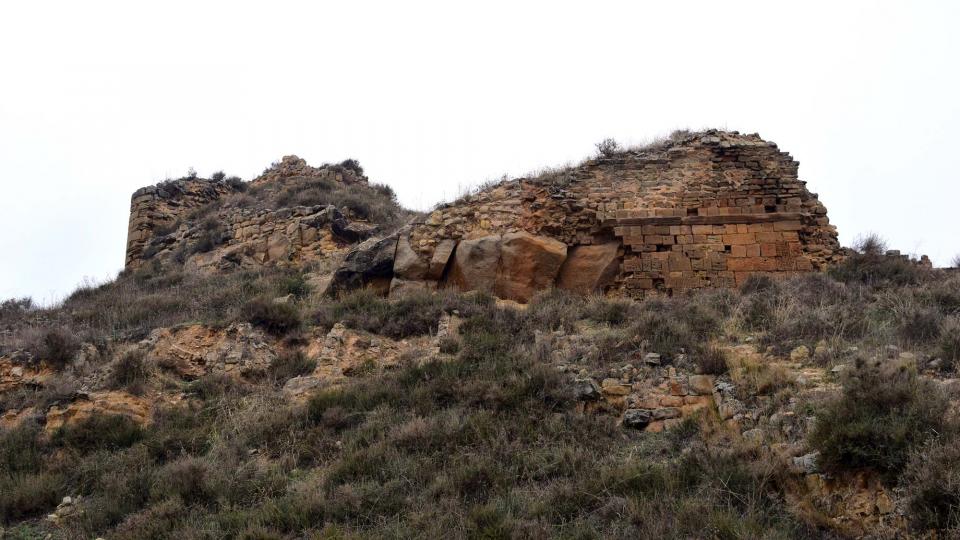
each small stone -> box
[742,428,764,443]
[792,452,819,474]
[601,378,631,396]
[573,378,602,401]
[652,407,681,420]
[643,352,661,365]
[688,375,714,396]
[622,409,652,429]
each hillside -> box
[2,132,960,539]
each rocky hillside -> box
[1,132,959,539]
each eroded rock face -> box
[1,355,53,392]
[140,323,277,379]
[44,391,153,433]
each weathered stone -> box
[652,407,681,420]
[427,239,457,280]
[394,233,428,280]
[742,428,765,443]
[792,451,820,474]
[495,232,567,302]
[573,378,602,401]
[688,374,714,396]
[389,277,436,297]
[622,408,652,429]
[643,352,661,365]
[447,235,502,293]
[328,234,399,295]
[557,242,620,293]
[601,378,631,396]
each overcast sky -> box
[1,1,958,304]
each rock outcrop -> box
[125,156,382,272]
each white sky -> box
[1,1,958,304]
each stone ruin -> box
[125,130,842,300]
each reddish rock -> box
[495,232,567,302]
[557,242,620,293]
[447,235,502,293]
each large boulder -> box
[427,239,457,280]
[393,232,428,280]
[328,234,399,295]
[496,232,567,302]
[447,235,502,293]
[557,242,620,293]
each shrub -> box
[319,290,491,340]
[898,305,943,344]
[809,359,948,479]
[52,414,144,453]
[0,471,65,523]
[903,438,960,531]
[953,254,960,269]
[0,297,33,322]
[152,457,218,506]
[33,327,80,369]
[854,233,888,256]
[108,350,150,393]
[630,310,695,357]
[243,297,302,336]
[338,158,364,176]
[224,176,246,191]
[939,318,960,370]
[275,273,310,300]
[829,251,926,287]
[0,423,44,475]
[740,274,777,295]
[267,351,316,384]
[695,345,728,375]
[191,218,226,254]
[211,171,226,182]
[595,138,622,157]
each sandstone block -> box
[556,242,619,294]
[393,233,428,280]
[495,232,567,303]
[428,239,457,279]
[447,234,502,293]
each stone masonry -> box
[395,130,840,298]
[125,131,841,301]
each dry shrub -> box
[108,350,150,393]
[810,359,948,479]
[695,344,729,375]
[903,438,960,531]
[243,297,302,336]
[31,327,80,369]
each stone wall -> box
[126,131,842,301]
[395,130,840,298]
